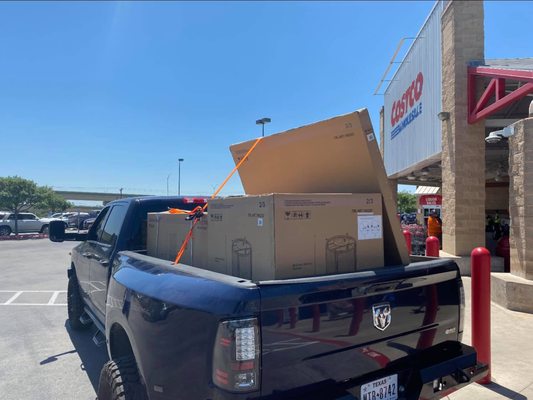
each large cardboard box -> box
[147,212,208,268]
[229,109,409,266]
[207,193,383,281]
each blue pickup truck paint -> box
[50,196,487,400]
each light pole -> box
[119,188,123,199]
[256,117,271,137]
[178,158,184,196]
[166,173,171,196]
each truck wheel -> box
[0,226,11,236]
[40,225,49,234]
[67,274,90,330]
[98,356,148,400]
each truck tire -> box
[97,356,148,400]
[67,274,90,330]
[40,224,49,234]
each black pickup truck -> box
[49,196,487,400]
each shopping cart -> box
[402,223,427,256]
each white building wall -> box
[383,1,444,177]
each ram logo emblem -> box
[372,303,392,331]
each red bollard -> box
[471,247,491,384]
[425,236,440,257]
[403,230,412,255]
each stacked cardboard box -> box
[146,108,408,280]
[229,109,409,267]
[147,212,208,268]
[207,193,383,281]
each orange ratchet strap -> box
[172,137,263,264]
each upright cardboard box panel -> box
[229,109,409,266]
[207,193,383,281]
[147,212,208,268]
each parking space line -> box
[48,291,61,305]
[0,290,67,306]
[4,291,23,305]
[3,303,67,306]
[0,290,66,293]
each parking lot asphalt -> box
[0,239,108,400]
[1,239,533,400]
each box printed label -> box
[248,213,265,218]
[283,199,330,207]
[292,262,313,270]
[333,132,355,140]
[358,215,383,240]
[352,208,378,214]
[283,210,312,220]
[210,213,223,222]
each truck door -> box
[75,207,110,304]
[89,203,128,320]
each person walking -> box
[427,210,442,248]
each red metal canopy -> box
[467,65,533,124]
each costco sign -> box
[382,1,443,178]
[390,72,424,139]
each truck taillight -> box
[212,318,260,393]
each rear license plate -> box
[360,374,398,400]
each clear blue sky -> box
[0,1,531,197]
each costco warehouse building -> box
[379,1,533,312]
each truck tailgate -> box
[257,259,462,397]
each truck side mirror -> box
[49,220,88,242]
[49,220,66,242]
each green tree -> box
[397,191,417,214]
[0,176,41,235]
[35,186,73,215]
[0,176,72,235]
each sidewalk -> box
[448,277,533,400]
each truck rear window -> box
[129,200,202,251]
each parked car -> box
[66,210,102,230]
[82,217,96,230]
[401,212,417,225]
[49,196,487,400]
[67,212,90,229]
[50,212,71,224]
[0,213,65,236]
[80,210,101,230]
